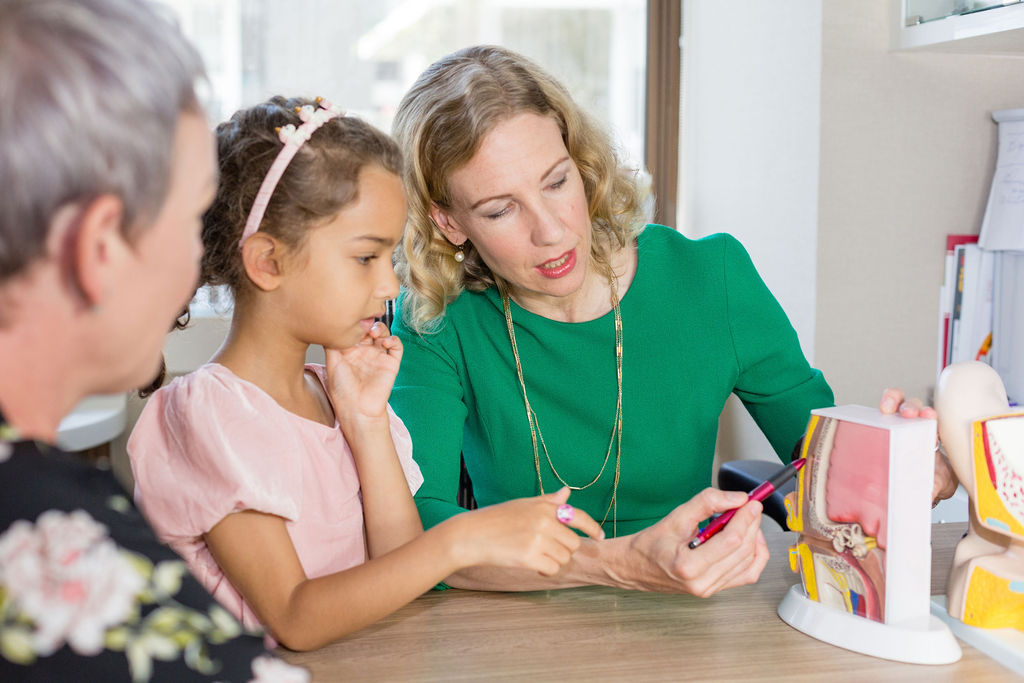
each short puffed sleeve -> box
[386,402,423,494]
[127,365,303,544]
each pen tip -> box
[688,538,701,549]
[793,457,806,471]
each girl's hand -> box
[879,387,959,502]
[443,487,605,576]
[326,321,402,423]
[616,488,769,595]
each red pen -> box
[687,457,806,549]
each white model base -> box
[777,584,961,665]
[931,596,1024,674]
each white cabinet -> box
[896,0,1024,52]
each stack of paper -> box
[990,251,1024,405]
[979,109,1024,253]
[936,108,1024,404]
[939,238,993,371]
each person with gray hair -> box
[0,0,304,679]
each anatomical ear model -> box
[785,413,888,621]
[778,405,960,665]
[784,405,934,625]
[934,361,1024,631]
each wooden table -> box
[279,523,1018,681]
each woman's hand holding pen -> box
[441,488,769,593]
[606,488,769,596]
[880,387,959,503]
[438,487,604,576]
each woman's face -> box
[432,112,594,312]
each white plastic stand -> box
[777,584,962,665]
[931,596,1024,674]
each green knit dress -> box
[391,225,834,536]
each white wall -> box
[816,1,1024,407]
[681,0,823,464]
[682,0,1024,467]
[682,0,822,359]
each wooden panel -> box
[645,0,681,227]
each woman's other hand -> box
[879,387,959,502]
[879,387,936,419]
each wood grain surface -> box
[278,523,1019,681]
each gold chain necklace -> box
[500,275,622,536]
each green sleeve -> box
[722,235,835,460]
[390,300,470,529]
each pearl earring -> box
[454,246,465,263]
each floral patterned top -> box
[0,413,308,682]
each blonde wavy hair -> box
[392,45,644,333]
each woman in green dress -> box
[389,45,954,595]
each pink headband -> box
[238,97,343,247]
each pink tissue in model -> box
[825,421,891,549]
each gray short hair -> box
[0,0,204,281]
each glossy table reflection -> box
[279,523,1017,681]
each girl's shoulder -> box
[128,364,305,535]
[161,361,248,390]
[152,363,275,412]
[132,363,287,457]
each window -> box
[161,0,652,317]
[163,0,647,165]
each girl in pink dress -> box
[128,96,602,651]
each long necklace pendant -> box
[501,276,623,533]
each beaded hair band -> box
[238,97,343,247]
